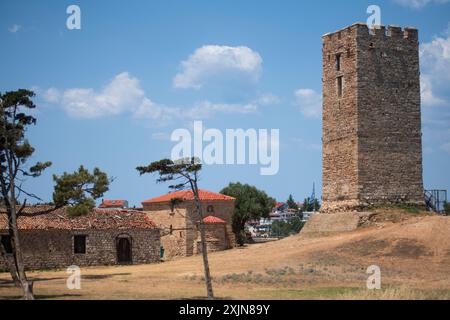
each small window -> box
[337,76,343,98]
[207,205,214,213]
[0,235,13,254]
[74,235,86,254]
[336,54,342,71]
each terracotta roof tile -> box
[99,200,127,208]
[142,189,235,204]
[202,216,226,224]
[0,206,157,231]
[275,202,285,209]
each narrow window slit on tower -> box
[336,53,342,71]
[337,76,343,98]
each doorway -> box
[116,236,132,264]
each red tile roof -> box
[99,200,127,208]
[142,189,235,204]
[0,206,157,231]
[202,216,226,224]
[275,202,285,209]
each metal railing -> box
[424,190,447,214]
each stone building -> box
[142,189,235,259]
[0,207,160,271]
[195,216,229,254]
[321,22,424,212]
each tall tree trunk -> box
[7,171,34,300]
[8,207,34,299]
[193,185,214,300]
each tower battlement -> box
[322,23,418,42]
[321,22,424,213]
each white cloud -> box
[185,101,258,119]
[42,87,61,104]
[420,27,450,107]
[57,72,145,118]
[8,24,21,33]
[256,93,281,106]
[43,72,262,123]
[421,75,446,107]
[173,45,262,90]
[393,0,449,9]
[134,98,180,121]
[294,88,322,118]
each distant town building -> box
[301,211,317,222]
[247,201,303,238]
[99,199,129,209]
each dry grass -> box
[0,210,449,300]
[338,287,450,300]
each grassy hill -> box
[1,208,449,300]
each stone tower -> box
[321,23,424,212]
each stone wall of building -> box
[143,203,189,259]
[0,228,160,271]
[144,200,235,259]
[187,200,235,252]
[322,23,424,212]
[195,224,229,254]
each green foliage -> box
[53,166,110,215]
[366,203,422,214]
[67,199,95,217]
[220,182,276,246]
[0,90,52,204]
[302,197,321,212]
[443,202,450,216]
[395,203,421,214]
[170,197,184,212]
[137,157,202,191]
[0,90,51,298]
[287,194,299,211]
[29,161,52,177]
[270,217,305,237]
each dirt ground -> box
[1,209,449,300]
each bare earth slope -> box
[0,210,449,299]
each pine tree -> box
[137,157,215,300]
[0,90,52,299]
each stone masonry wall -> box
[322,24,360,211]
[0,228,160,271]
[144,200,235,259]
[143,203,189,259]
[195,224,228,254]
[356,25,424,207]
[322,23,424,212]
[186,200,235,253]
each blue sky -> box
[1,0,449,206]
